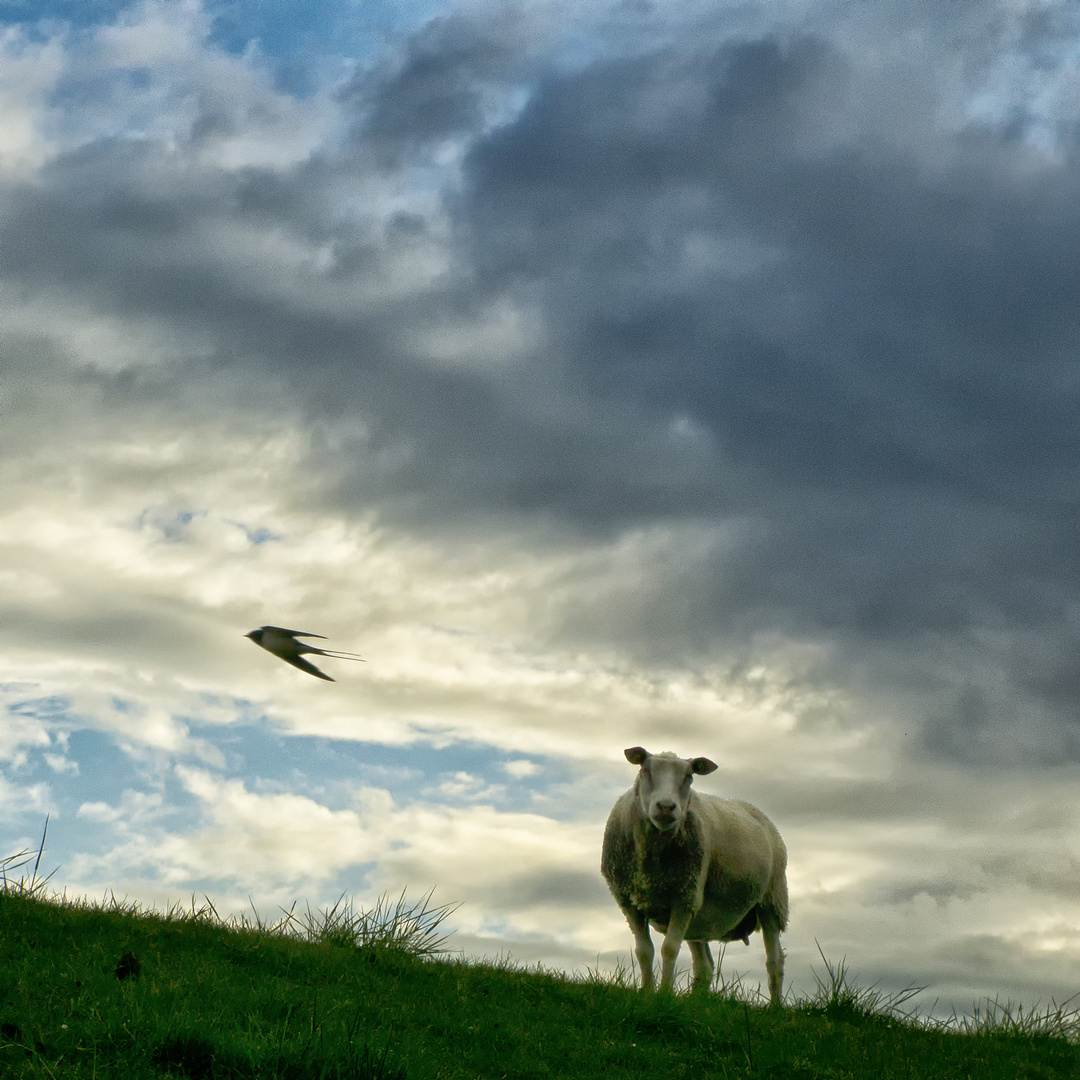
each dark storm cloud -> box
[346,7,535,165]
[0,111,722,533]
[462,31,1080,512]
[447,28,1080,757]
[7,5,1080,761]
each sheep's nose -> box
[655,799,677,817]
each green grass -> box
[3,829,1080,1078]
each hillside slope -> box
[1,890,1077,1079]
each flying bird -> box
[244,626,365,681]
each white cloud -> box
[0,704,52,766]
[60,0,331,166]
[503,758,540,778]
[0,777,51,818]
[76,788,166,827]
[426,770,508,801]
[43,752,79,774]
[0,26,64,174]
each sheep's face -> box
[625,747,718,833]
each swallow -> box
[244,626,365,681]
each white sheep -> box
[601,746,788,1005]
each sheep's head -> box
[625,746,718,833]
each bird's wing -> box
[281,654,335,681]
[261,626,328,639]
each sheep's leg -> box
[658,908,694,991]
[623,907,655,991]
[760,910,785,1007]
[687,940,714,992]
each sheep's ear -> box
[624,746,649,765]
[691,757,718,775]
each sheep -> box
[601,746,788,1005]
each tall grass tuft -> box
[0,817,55,899]
[808,939,926,1021]
[930,994,1080,1042]
[282,889,460,957]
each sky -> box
[3,0,1080,1017]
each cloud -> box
[450,24,1080,762]
[3,0,1080,1014]
[503,758,540,779]
[62,761,609,923]
[425,770,508,801]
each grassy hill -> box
[2,878,1079,1079]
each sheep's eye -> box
[682,775,692,786]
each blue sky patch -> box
[194,720,567,814]
[1,713,573,904]
[1,0,449,97]
[232,522,283,545]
